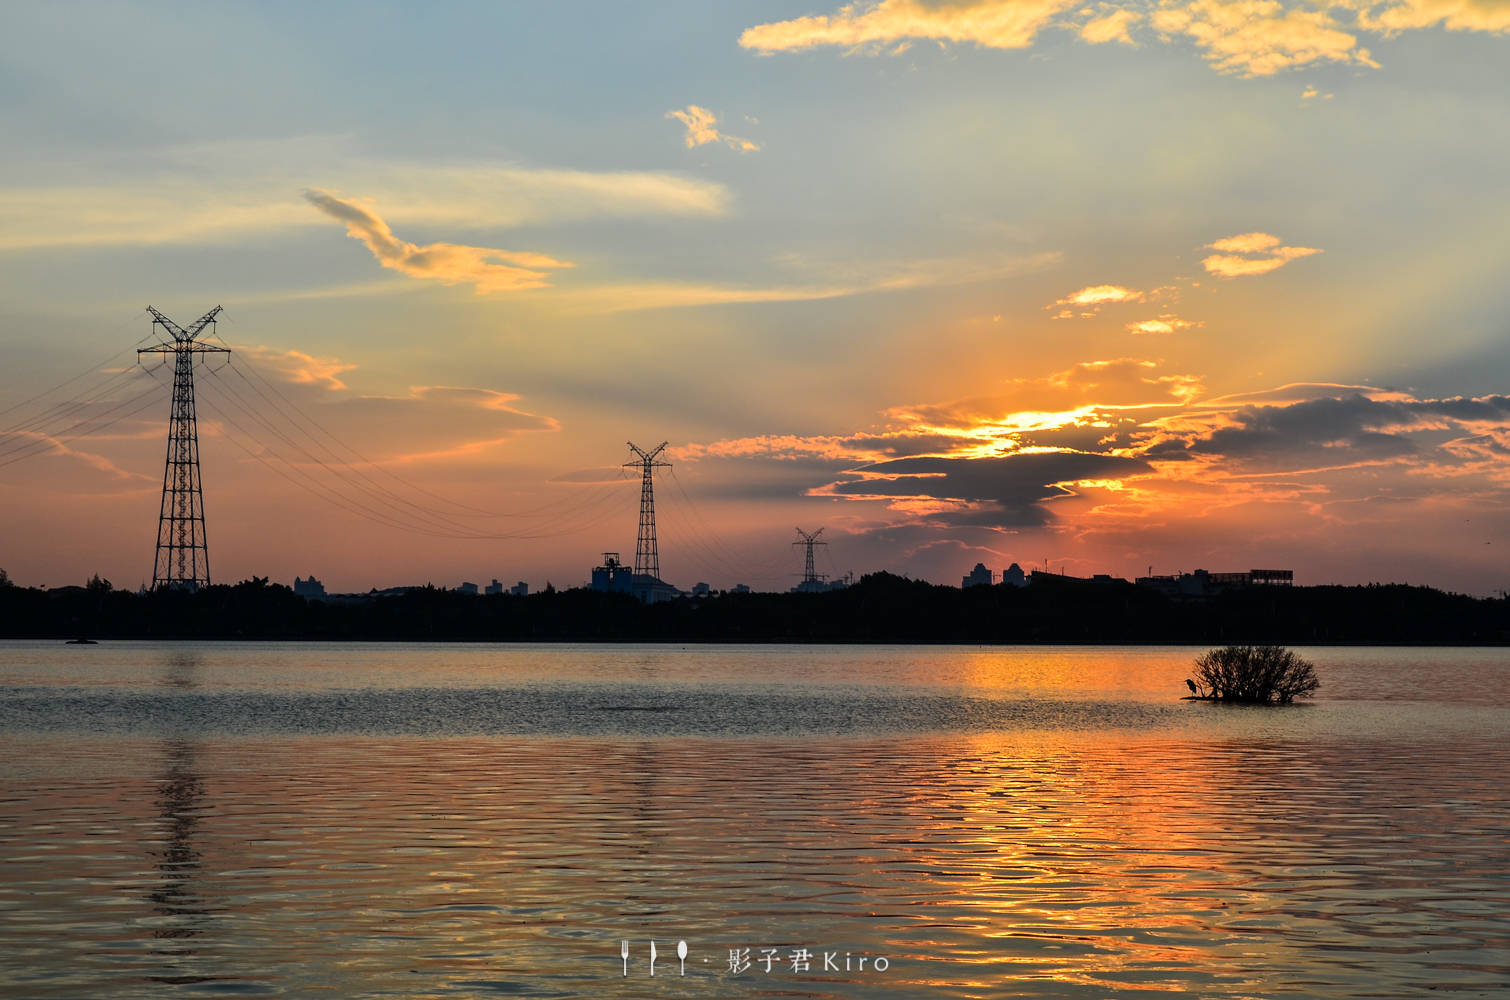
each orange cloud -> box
[1151,1,1380,76]
[303,189,572,294]
[739,0,1074,54]
[240,346,356,391]
[1201,232,1321,278]
[333,386,559,465]
[666,105,760,152]
[1056,284,1145,306]
[1049,283,1158,320]
[1127,315,1201,334]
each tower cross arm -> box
[624,440,671,468]
[180,305,223,340]
[142,305,225,346]
[138,342,231,356]
[145,306,186,340]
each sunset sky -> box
[2,1,1508,595]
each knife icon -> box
[649,940,657,977]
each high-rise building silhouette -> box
[138,306,228,590]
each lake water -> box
[1,642,1507,998]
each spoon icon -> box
[677,940,688,975]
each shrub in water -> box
[1188,645,1320,704]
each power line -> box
[0,380,164,471]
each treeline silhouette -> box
[1,572,1507,643]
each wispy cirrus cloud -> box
[1201,231,1322,277]
[666,105,760,152]
[238,346,357,391]
[224,357,561,466]
[304,189,571,294]
[350,386,560,464]
[0,145,729,251]
[557,250,1061,313]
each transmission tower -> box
[794,527,827,589]
[624,441,670,582]
[138,306,228,591]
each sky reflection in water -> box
[0,642,1506,998]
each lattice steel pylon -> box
[624,441,670,581]
[794,527,827,588]
[138,306,229,591]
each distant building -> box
[591,553,634,594]
[509,581,529,597]
[634,577,682,603]
[370,586,421,599]
[1135,568,1294,599]
[731,583,751,594]
[293,575,326,601]
[691,582,711,597]
[457,581,479,596]
[485,579,504,596]
[1029,569,1128,587]
[1003,562,1027,587]
[962,563,993,588]
[790,575,851,594]
[590,552,679,602]
[1250,569,1294,585]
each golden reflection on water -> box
[2,642,1507,998]
[2,732,1507,998]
